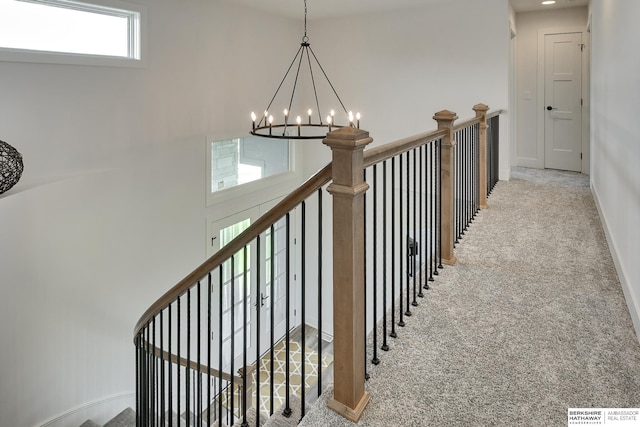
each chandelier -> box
[250,0,360,140]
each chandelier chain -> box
[303,0,308,42]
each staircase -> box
[78,402,308,427]
[80,407,135,427]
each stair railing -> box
[133,105,502,426]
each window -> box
[210,135,291,193]
[0,0,145,66]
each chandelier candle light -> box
[250,0,360,140]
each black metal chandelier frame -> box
[250,0,359,140]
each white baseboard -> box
[591,182,640,345]
[37,392,135,427]
[515,157,543,169]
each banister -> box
[487,109,504,119]
[134,109,503,339]
[453,116,481,131]
[142,340,241,383]
[135,105,504,425]
[133,163,332,338]
[364,129,447,168]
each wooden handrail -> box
[134,163,333,337]
[453,116,481,131]
[364,129,447,168]
[142,341,241,383]
[487,109,504,119]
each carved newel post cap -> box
[0,140,24,194]
[323,126,372,149]
[473,103,490,113]
[433,110,458,122]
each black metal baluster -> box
[230,257,235,424]
[152,318,157,427]
[197,281,202,426]
[405,150,412,317]
[411,148,419,307]
[142,328,147,425]
[269,224,275,416]
[135,336,139,427]
[207,273,212,427]
[301,201,307,418]
[148,326,153,425]
[438,138,444,271]
[176,296,181,427]
[473,125,476,217]
[168,304,173,427]
[186,289,191,427]
[381,160,390,351]
[390,156,397,338]
[317,189,323,397]
[418,144,426,296]
[372,164,380,364]
[241,246,248,427]
[464,128,468,234]
[218,267,224,426]
[160,311,165,426]
[429,141,435,283]
[135,335,140,427]
[363,169,369,381]
[399,153,406,327]
[283,213,292,418]
[255,236,261,427]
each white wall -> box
[0,1,299,426]
[514,7,588,169]
[590,0,640,342]
[300,0,511,180]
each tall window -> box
[0,0,144,64]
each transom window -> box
[0,0,144,65]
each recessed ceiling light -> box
[542,1,556,4]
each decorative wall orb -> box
[0,140,24,194]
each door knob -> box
[546,106,557,111]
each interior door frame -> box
[207,200,301,366]
[536,26,590,174]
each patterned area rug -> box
[218,339,333,420]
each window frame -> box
[205,135,301,210]
[0,0,146,67]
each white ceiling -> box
[220,0,589,20]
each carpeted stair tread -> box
[104,407,135,427]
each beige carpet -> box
[300,167,640,427]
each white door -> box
[544,32,583,172]
[210,209,259,373]
[209,209,297,370]
[259,215,293,354]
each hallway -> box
[300,167,640,427]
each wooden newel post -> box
[433,110,458,266]
[473,103,490,209]
[323,126,372,422]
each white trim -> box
[205,136,302,216]
[591,182,640,345]
[0,0,147,68]
[36,391,135,427]
[536,26,589,172]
